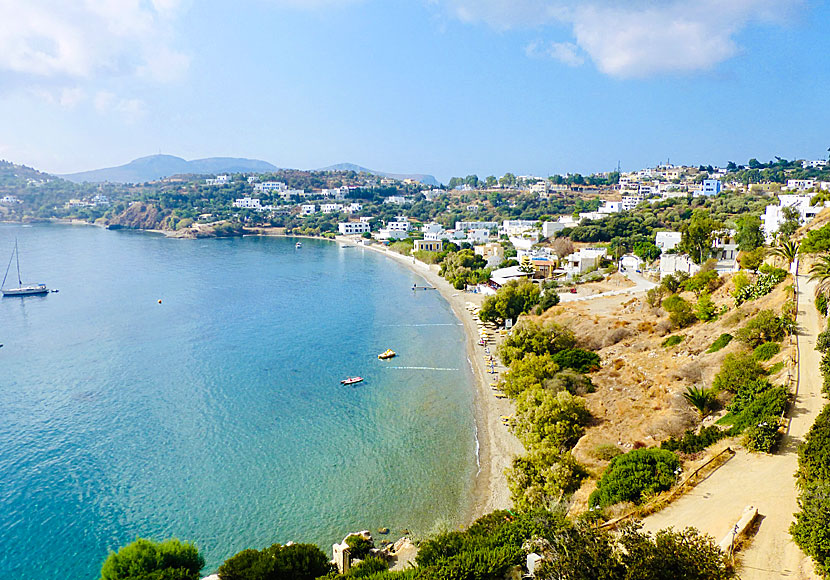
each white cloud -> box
[432,0,802,77]
[0,0,189,81]
[93,90,146,122]
[525,41,584,67]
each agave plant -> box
[683,385,717,418]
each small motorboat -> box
[378,349,396,360]
[295,241,302,248]
[341,376,364,385]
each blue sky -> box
[0,0,828,182]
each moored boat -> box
[295,241,302,248]
[377,349,396,360]
[2,240,49,297]
[341,376,364,385]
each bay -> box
[0,224,477,579]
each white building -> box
[233,197,262,209]
[386,217,411,232]
[564,248,607,278]
[502,220,538,236]
[803,160,828,169]
[376,228,407,241]
[466,229,491,244]
[254,181,287,193]
[655,231,682,252]
[301,204,316,215]
[359,216,372,223]
[660,254,700,279]
[622,194,645,211]
[321,203,344,214]
[342,203,363,214]
[599,201,622,214]
[786,179,816,191]
[91,194,110,205]
[761,195,824,241]
[423,189,445,201]
[422,222,444,235]
[278,189,309,201]
[542,221,566,238]
[1,195,22,204]
[456,221,499,231]
[338,222,371,235]
[321,188,347,200]
[384,196,408,205]
[205,175,230,186]
[702,179,722,196]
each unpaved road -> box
[643,275,824,579]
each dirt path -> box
[642,275,824,580]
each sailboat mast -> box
[15,239,21,285]
[1,240,14,290]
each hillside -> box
[319,162,439,186]
[61,155,279,184]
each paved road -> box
[642,275,824,579]
[558,270,658,303]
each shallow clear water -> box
[0,224,477,579]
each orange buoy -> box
[158,299,162,304]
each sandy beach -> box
[334,236,525,523]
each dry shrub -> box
[672,362,702,383]
[613,358,625,370]
[614,320,630,328]
[655,320,672,336]
[637,321,655,334]
[578,333,603,351]
[602,501,637,520]
[602,327,631,348]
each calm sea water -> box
[0,224,477,579]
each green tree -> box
[735,214,764,251]
[696,293,717,322]
[810,255,830,298]
[739,247,766,272]
[498,320,577,366]
[217,543,331,580]
[479,279,541,325]
[680,209,719,264]
[770,239,800,268]
[712,352,766,393]
[502,353,561,397]
[485,175,498,188]
[506,448,586,510]
[633,241,661,264]
[778,205,801,239]
[514,388,591,452]
[100,538,204,580]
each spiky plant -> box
[683,385,717,418]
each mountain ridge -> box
[319,162,439,186]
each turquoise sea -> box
[0,224,477,579]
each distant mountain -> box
[319,162,439,187]
[61,155,279,184]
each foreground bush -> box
[791,485,830,577]
[712,352,766,393]
[589,448,680,508]
[497,321,576,366]
[736,310,790,347]
[661,426,727,454]
[218,543,331,580]
[100,538,204,580]
[479,279,540,325]
[797,406,830,488]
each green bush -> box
[551,348,601,372]
[497,320,576,366]
[101,538,204,580]
[791,484,830,577]
[743,420,781,453]
[797,406,830,488]
[514,388,591,452]
[724,386,789,435]
[696,293,717,321]
[767,361,785,375]
[727,378,773,415]
[712,352,766,393]
[661,335,685,348]
[707,333,733,353]
[478,279,540,325]
[661,426,727,454]
[817,294,829,316]
[753,342,781,361]
[736,310,790,347]
[218,543,331,580]
[662,294,697,329]
[589,448,680,508]
[592,444,623,461]
[817,327,830,353]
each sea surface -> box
[0,224,477,579]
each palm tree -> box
[809,254,830,297]
[770,239,800,269]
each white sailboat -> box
[1,239,48,297]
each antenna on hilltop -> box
[616,160,621,173]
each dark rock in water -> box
[106,224,124,230]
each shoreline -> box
[330,235,524,524]
[13,221,521,525]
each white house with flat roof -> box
[622,194,645,211]
[342,202,363,214]
[786,179,816,191]
[384,196,408,205]
[301,204,316,215]
[206,175,230,186]
[564,248,607,278]
[761,195,824,241]
[1,195,22,204]
[456,221,498,231]
[254,181,287,193]
[542,221,566,238]
[386,217,411,232]
[233,197,262,209]
[338,221,371,235]
[702,179,722,196]
[655,231,682,251]
[599,201,622,214]
[660,254,700,279]
[803,160,828,169]
[321,203,343,214]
